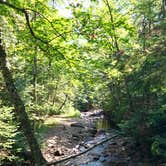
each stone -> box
[93,155,100,160]
[53,150,61,156]
[72,134,80,138]
[72,134,80,141]
[87,128,97,135]
[95,129,106,136]
[71,122,85,128]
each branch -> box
[23,10,48,44]
[103,0,120,52]
[0,0,48,44]
[57,94,68,112]
[47,134,119,165]
[0,0,65,44]
[0,0,77,76]
[0,0,24,12]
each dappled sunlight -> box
[0,0,165,165]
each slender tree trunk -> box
[32,9,37,104]
[0,36,46,166]
[33,51,37,103]
[104,0,120,53]
[162,0,166,18]
[142,16,147,51]
[124,77,134,112]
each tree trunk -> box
[33,51,37,103]
[161,0,166,18]
[124,77,134,112]
[32,10,37,104]
[0,37,46,166]
[104,0,120,53]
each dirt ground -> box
[42,110,101,162]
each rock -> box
[95,129,106,136]
[79,141,85,146]
[72,134,80,141]
[47,144,54,148]
[93,155,100,160]
[71,122,85,128]
[87,128,97,135]
[72,134,80,138]
[89,111,104,117]
[110,141,117,145]
[83,143,91,148]
[54,150,61,156]
[72,148,79,153]
[103,153,109,157]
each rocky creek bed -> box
[42,110,163,166]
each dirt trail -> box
[42,110,102,162]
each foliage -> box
[0,0,165,164]
[0,105,21,163]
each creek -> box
[96,118,111,130]
[54,111,120,166]
[44,110,153,166]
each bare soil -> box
[42,110,101,162]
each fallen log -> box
[47,133,119,166]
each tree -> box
[0,33,46,165]
[0,0,165,164]
[0,0,47,165]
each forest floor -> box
[40,110,162,166]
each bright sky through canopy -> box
[52,0,98,18]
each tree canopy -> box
[0,0,165,165]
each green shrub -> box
[27,103,62,116]
[149,109,166,158]
[120,108,166,158]
[0,106,21,163]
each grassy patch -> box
[64,109,81,118]
[44,117,59,126]
[35,117,59,136]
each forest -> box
[0,0,166,165]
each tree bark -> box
[0,37,46,166]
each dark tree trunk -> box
[0,38,46,166]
